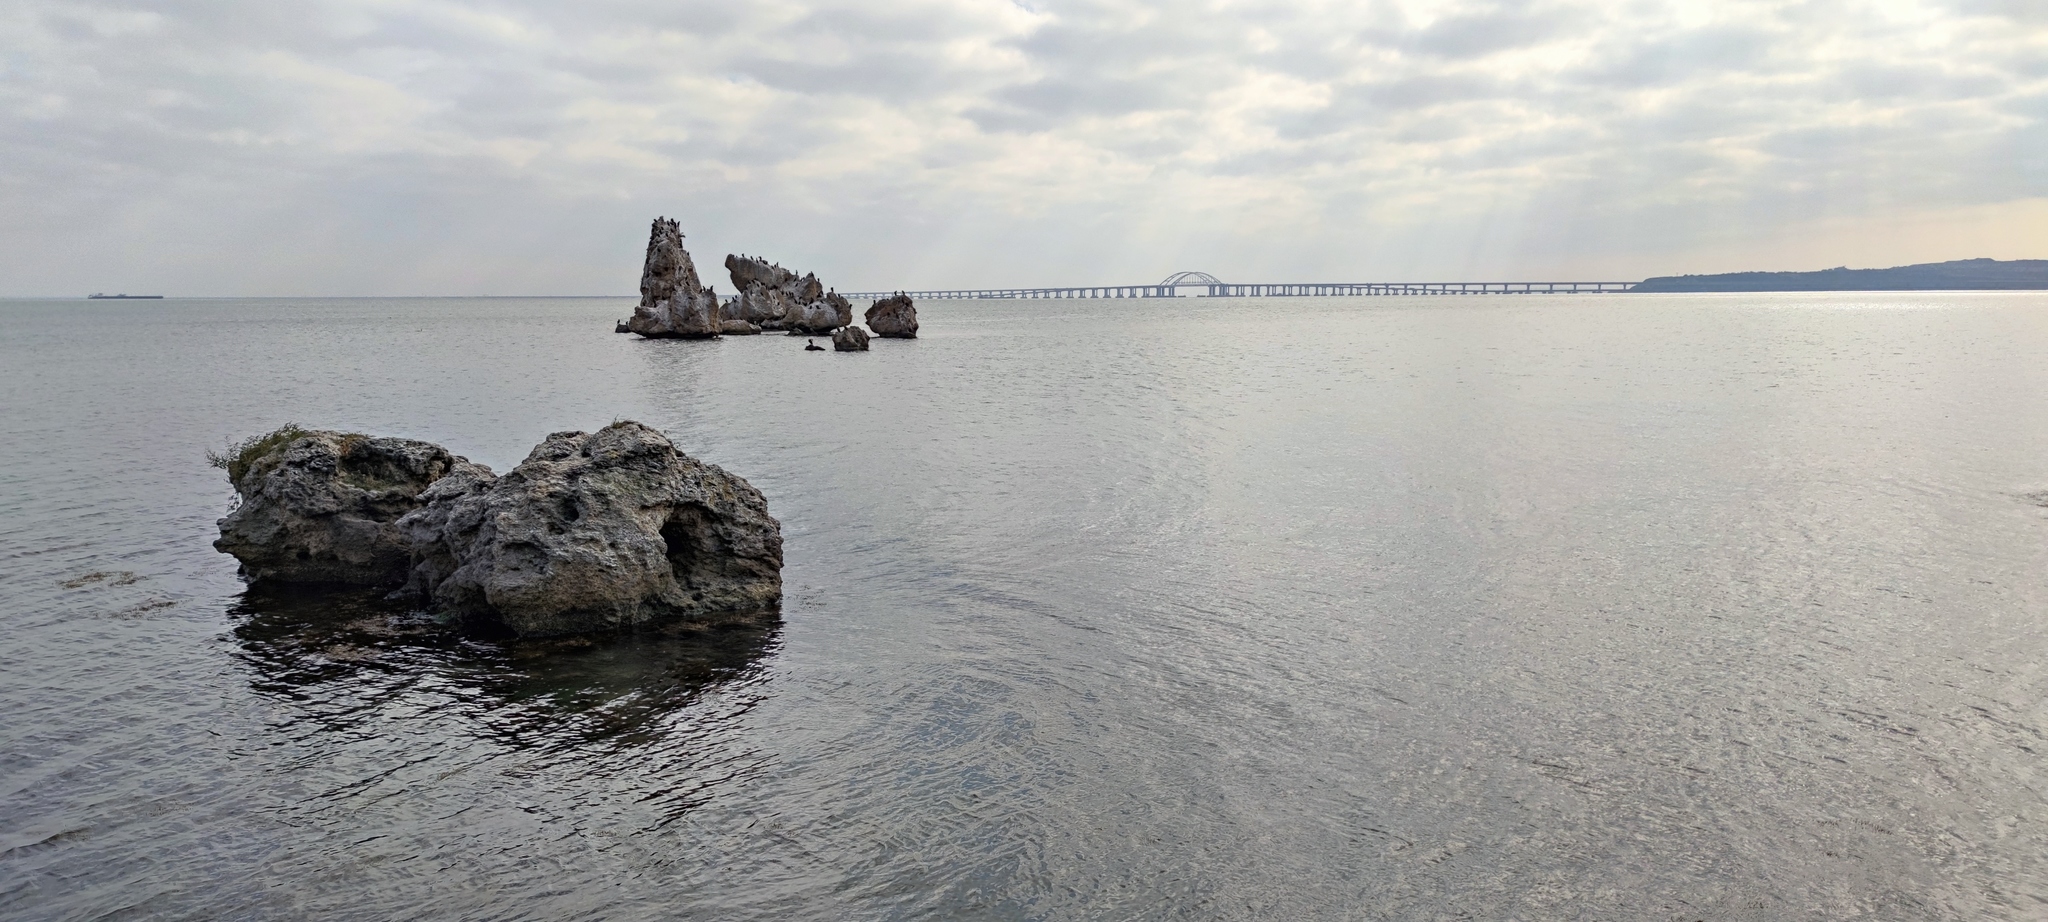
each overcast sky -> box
[3,0,2044,295]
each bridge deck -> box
[839,282,1636,300]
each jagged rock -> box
[808,292,855,333]
[832,325,870,351]
[215,429,483,587]
[725,253,794,291]
[720,319,761,335]
[724,254,848,332]
[628,218,722,338]
[864,293,918,338]
[396,422,783,637]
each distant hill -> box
[1633,258,2048,292]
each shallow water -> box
[3,293,2047,920]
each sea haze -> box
[2,293,2046,920]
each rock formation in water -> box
[214,422,782,636]
[864,293,918,338]
[720,319,762,335]
[397,423,783,636]
[214,429,480,586]
[799,293,854,334]
[724,254,852,332]
[832,325,870,351]
[628,218,722,338]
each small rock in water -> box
[864,293,918,338]
[719,319,761,335]
[833,326,870,351]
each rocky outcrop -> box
[628,218,722,338]
[864,293,918,338]
[215,422,783,637]
[720,319,761,335]
[724,254,851,332]
[396,423,782,636]
[798,293,853,333]
[214,430,482,587]
[832,325,870,351]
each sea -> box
[2,293,2046,920]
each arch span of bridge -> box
[840,273,1636,301]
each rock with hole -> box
[395,422,783,636]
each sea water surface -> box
[3,293,2047,920]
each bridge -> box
[840,271,1636,301]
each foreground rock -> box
[832,325,870,351]
[724,254,852,332]
[215,422,782,637]
[398,423,782,636]
[628,217,722,338]
[214,429,479,586]
[864,293,918,338]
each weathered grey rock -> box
[724,253,795,291]
[795,296,846,334]
[719,318,761,335]
[628,217,722,338]
[864,293,918,338]
[730,286,789,328]
[724,254,847,332]
[215,430,484,587]
[802,292,851,333]
[832,325,870,351]
[396,422,783,637]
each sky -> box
[3,0,2045,296]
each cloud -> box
[0,0,2044,295]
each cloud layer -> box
[3,0,2044,294]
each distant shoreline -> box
[1633,258,2048,292]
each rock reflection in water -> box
[230,583,782,750]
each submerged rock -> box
[864,293,918,338]
[832,325,870,351]
[724,254,849,332]
[628,217,722,338]
[214,429,483,587]
[398,423,782,636]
